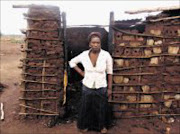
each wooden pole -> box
[20,104,58,114]
[125,6,180,14]
[149,16,180,22]
[62,12,68,105]
[108,11,114,54]
[13,5,32,8]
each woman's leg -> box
[77,85,92,130]
[93,87,108,131]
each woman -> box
[69,32,113,133]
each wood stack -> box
[19,5,64,116]
[110,9,180,118]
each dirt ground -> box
[0,35,180,134]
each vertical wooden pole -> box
[108,11,114,54]
[41,60,46,114]
[108,12,114,102]
[20,39,28,115]
[62,12,68,105]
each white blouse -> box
[69,49,113,89]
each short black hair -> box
[88,32,102,43]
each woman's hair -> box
[88,32,102,43]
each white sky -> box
[1,0,179,35]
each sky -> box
[0,0,179,35]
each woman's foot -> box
[79,128,88,133]
[101,127,108,134]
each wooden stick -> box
[13,4,59,9]
[19,104,58,114]
[21,28,59,32]
[115,44,163,48]
[21,89,59,92]
[112,26,180,39]
[113,64,180,71]
[25,36,61,41]
[19,97,58,100]
[19,112,59,116]
[19,63,63,68]
[109,99,179,104]
[21,72,59,77]
[113,107,160,112]
[13,5,32,8]
[109,100,160,104]
[40,60,46,114]
[163,54,180,56]
[164,22,180,26]
[24,16,60,21]
[125,6,180,14]
[115,113,180,119]
[62,12,67,105]
[113,53,180,59]
[112,91,180,94]
[20,56,63,61]
[113,72,156,76]
[149,16,180,22]
[112,55,159,59]
[21,79,59,85]
[108,11,114,54]
[19,65,62,69]
[21,49,63,53]
[113,65,162,71]
[112,83,154,86]
[168,42,180,45]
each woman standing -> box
[69,32,113,133]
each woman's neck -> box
[90,48,101,54]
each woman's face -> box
[89,36,101,52]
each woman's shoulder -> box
[78,50,89,55]
[101,49,111,56]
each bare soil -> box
[0,35,179,134]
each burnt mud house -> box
[13,5,179,121]
[14,5,65,117]
[110,6,180,118]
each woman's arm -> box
[69,54,81,68]
[106,53,113,100]
[69,52,84,77]
[107,74,112,100]
[73,66,84,77]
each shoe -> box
[79,128,88,133]
[101,127,108,134]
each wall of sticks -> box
[109,11,180,118]
[18,5,64,116]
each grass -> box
[1,35,24,44]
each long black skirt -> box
[77,85,112,131]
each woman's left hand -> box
[107,89,112,100]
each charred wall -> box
[110,10,180,118]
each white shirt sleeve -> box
[69,52,83,68]
[106,53,113,74]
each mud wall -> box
[19,5,64,116]
[110,14,180,118]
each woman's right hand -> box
[74,66,84,77]
[81,71,85,77]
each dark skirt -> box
[77,85,112,131]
